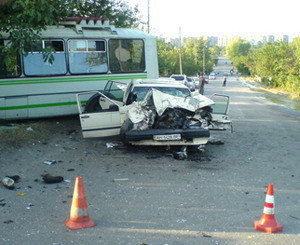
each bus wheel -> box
[84,94,102,113]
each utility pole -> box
[203,44,205,75]
[147,0,150,33]
[179,26,182,75]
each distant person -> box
[223,76,227,87]
[198,72,205,94]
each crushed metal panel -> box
[151,89,215,116]
[126,89,215,130]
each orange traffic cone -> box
[65,177,96,230]
[254,183,282,233]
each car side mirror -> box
[109,104,119,111]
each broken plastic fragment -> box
[1,177,15,189]
[43,160,57,165]
[6,175,20,182]
[106,143,116,148]
[173,151,187,160]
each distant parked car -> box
[187,77,196,91]
[193,77,200,89]
[170,74,189,87]
[209,73,216,80]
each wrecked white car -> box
[76,79,232,146]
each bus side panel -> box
[0,98,5,119]
[5,97,28,119]
[28,94,77,118]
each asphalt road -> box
[1,56,300,245]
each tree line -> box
[157,37,220,77]
[226,37,300,97]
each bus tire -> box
[120,119,133,144]
[84,94,102,113]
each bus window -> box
[109,39,145,73]
[68,39,108,74]
[23,40,67,76]
[45,40,64,52]
[0,39,21,78]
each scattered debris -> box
[1,177,15,189]
[64,179,71,183]
[202,233,212,238]
[3,220,13,224]
[0,199,6,207]
[67,168,75,171]
[6,175,20,183]
[173,146,187,160]
[42,174,64,184]
[173,151,187,160]
[26,203,34,210]
[18,192,25,196]
[209,139,224,145]
[112,178,129,182]
[43,160,57,165]
[106,142,116,148]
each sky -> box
[125,0,300,38]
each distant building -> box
[276,35,289,43]
[162,34,291,48]
[266,35,275,42]
[244,35,266,45]
[205,36,218,47]
[217,36,237,47]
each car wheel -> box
[84,94,102,113]
[120,119,133,144]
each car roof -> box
[131,79,189,89]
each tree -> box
[157,37,214,77]
[226,38,251,75]
[157,38,179,76]
[72,0,139,28]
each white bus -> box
[0,18,159,120]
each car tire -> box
[120,119,133,144]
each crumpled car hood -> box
[126,89,215,130]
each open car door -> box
[209,94,233,133]
[76,91,123,138]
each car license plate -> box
[153,134,181,141]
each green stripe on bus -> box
[0,101,78,110]
[0,74,147,86]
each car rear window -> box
[171,75,184,81]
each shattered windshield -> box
[130,86,190,103]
